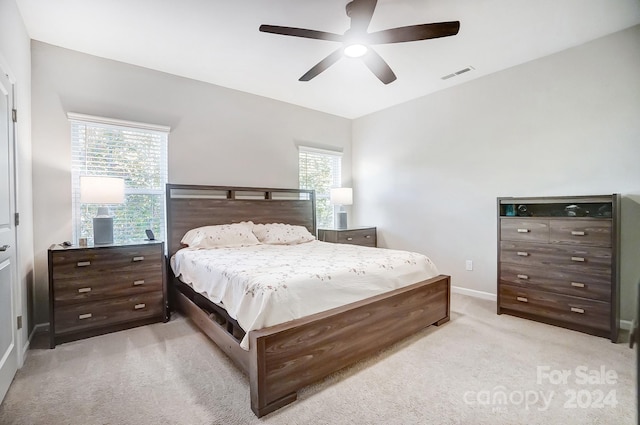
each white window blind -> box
[69,113,169,244]
[298,146,342,229]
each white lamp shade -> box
[80,176,125,204]
[330,187,353,206]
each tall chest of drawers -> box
[497,195,620,342]
[48,241,167,348]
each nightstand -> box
[317,227,377,247]
[48,241,167,348]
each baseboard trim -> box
[21,323,48,364]
[620,320,632,331]
[451,285,497,301]
[29,323,49,340]
[21,336,30,360]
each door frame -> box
[0,55,24,371]
[8,67,24,369]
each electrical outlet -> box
[465,260,473,271]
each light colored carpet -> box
[0,293,634,425]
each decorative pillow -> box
[252,223,316,245]
[181,222,259,248]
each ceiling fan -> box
[259,0,460,84]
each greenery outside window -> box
[69,113,169,244]
[298,146,342,229]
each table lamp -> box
[330,187,352,230]
[80,176,125,245]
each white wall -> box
[352,25,640,322]
[31,41,352,324]
[0,0,34,357]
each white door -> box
[0,67,18,403]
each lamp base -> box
[336,211,348,230]
[93,217,114,245]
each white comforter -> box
[171,240,439,350]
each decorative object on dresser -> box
[330,187,353,229]
[318,226,377,247]
[79,176,125,245]
[497,195,620,342]
[48,241,167,348]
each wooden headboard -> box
[165,184,316,258]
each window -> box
[298,146,342,229]
[69,113,169,244]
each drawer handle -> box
[571,257,585,262]
[132,256,145,262]
[77,287,92,293]
[365,235,371,239]
[78,313,92,320]
[77,261,91,267]
[571,282,585,288]
[133,280,145,286]
[516,229,530,233]
[571,307,585,314]
[134,303,146,310]
[571,231,586,236]
[516,296,528,303]
[516,252,529,257]
[517,274,529,280]
[346,237,353,241]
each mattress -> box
[171,240,439,350]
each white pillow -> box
[181,222,259,249]
[252,223,316,245]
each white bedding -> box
[170,240,439,350]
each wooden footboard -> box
[249,274,450,417]
[173,274,450,417]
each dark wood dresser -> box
[48,241,167,348]
[497,195,620,342]
[318,227,377,247]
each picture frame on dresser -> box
[497,195,620,342]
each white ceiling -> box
[16,0,640,119]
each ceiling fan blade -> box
[367,21,460,44]
[346,0,377,33]
[362,48,396,84]
[299,48,344,82]
[259,25,343,42]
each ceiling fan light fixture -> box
[344,43,368,58]
[259,0,460,83]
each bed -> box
[166,184,451,417]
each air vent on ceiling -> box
[441,66,475,80]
